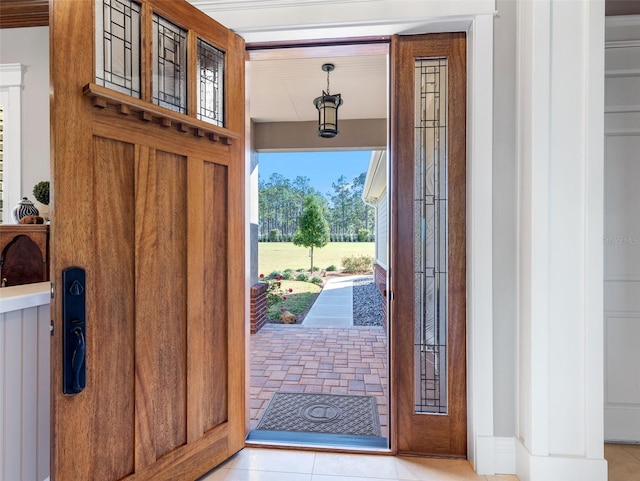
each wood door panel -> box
[391,33,467,456]
[92,115,234,167]
[65,136,136,481]
[202,162,230,431]
[135,148,188,464]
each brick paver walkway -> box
[250,324,389,439]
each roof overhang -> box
[363,150,387,202]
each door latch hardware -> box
[62,267,86,394]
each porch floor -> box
[250,324,389,440]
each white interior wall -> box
[492,0,517,439]
[0,27,50,213]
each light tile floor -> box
[199,447,520,481]
[605,443,640,481]
[250,325,389,437]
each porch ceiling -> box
[248,52,388,123]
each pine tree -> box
[293,195,330,273]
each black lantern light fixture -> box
[313,63,343,138]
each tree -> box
[329,175,351,236]
[293,195,330,272]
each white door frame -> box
[239,13,497,472]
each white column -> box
[466,12,497,475]
[515,1,607,480]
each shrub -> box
[312,266,319,272]
[326,264,337,271]
[341,254,373,273]
[358,228,370,242]
[281,271,293,280]
[296,272,309,282]
[259,273,293,308]
[268,270,282,279]
[268,229,280,242]
[311,276,323,285]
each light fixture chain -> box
[326,68,331,95]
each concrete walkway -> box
[301,276,355,327]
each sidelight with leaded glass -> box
[413,58,448,415]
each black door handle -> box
[62,267,86,394]
[71,326,86,393]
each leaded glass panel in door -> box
[152,14,187,114]
[197,38,225,127]
[95,0,141,97]
[413,58,448,415]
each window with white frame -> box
[0,64,24,225]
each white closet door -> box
[604,20,640,442]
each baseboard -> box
[515,438,608,481]
[474,435,517,475]
[495,436,517,473]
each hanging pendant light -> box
[313,63,343,138]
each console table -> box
[0,225,50,287]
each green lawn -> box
[258,242,375,276]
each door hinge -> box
[50,282,55,299]
[50,320,54,336]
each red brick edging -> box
[373,263,388,330]
[250,282,269,334]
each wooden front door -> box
[391,33,467,456]
[50,1,245,479]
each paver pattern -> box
[250,324,389,438]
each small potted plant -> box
[32,180,50,220]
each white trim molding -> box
[188,0,497,43]
[0,63,24,225]
[514,0,607,479]
[516,438,608,481]
[465,12,496,475]
[473,436,517,475]
[215,5,498,471]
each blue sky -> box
[258,151,372,197]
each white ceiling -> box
[249,51,388,123]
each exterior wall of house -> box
[375,189,387,267]
[253,119,387,151]
[0,26,49,214]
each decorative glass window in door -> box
[95,0,141,97]
[414,58,448,415]
[153,14,187,114]
[197,39,225,127]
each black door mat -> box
[255,392,381,437]
[246,430,388,450]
